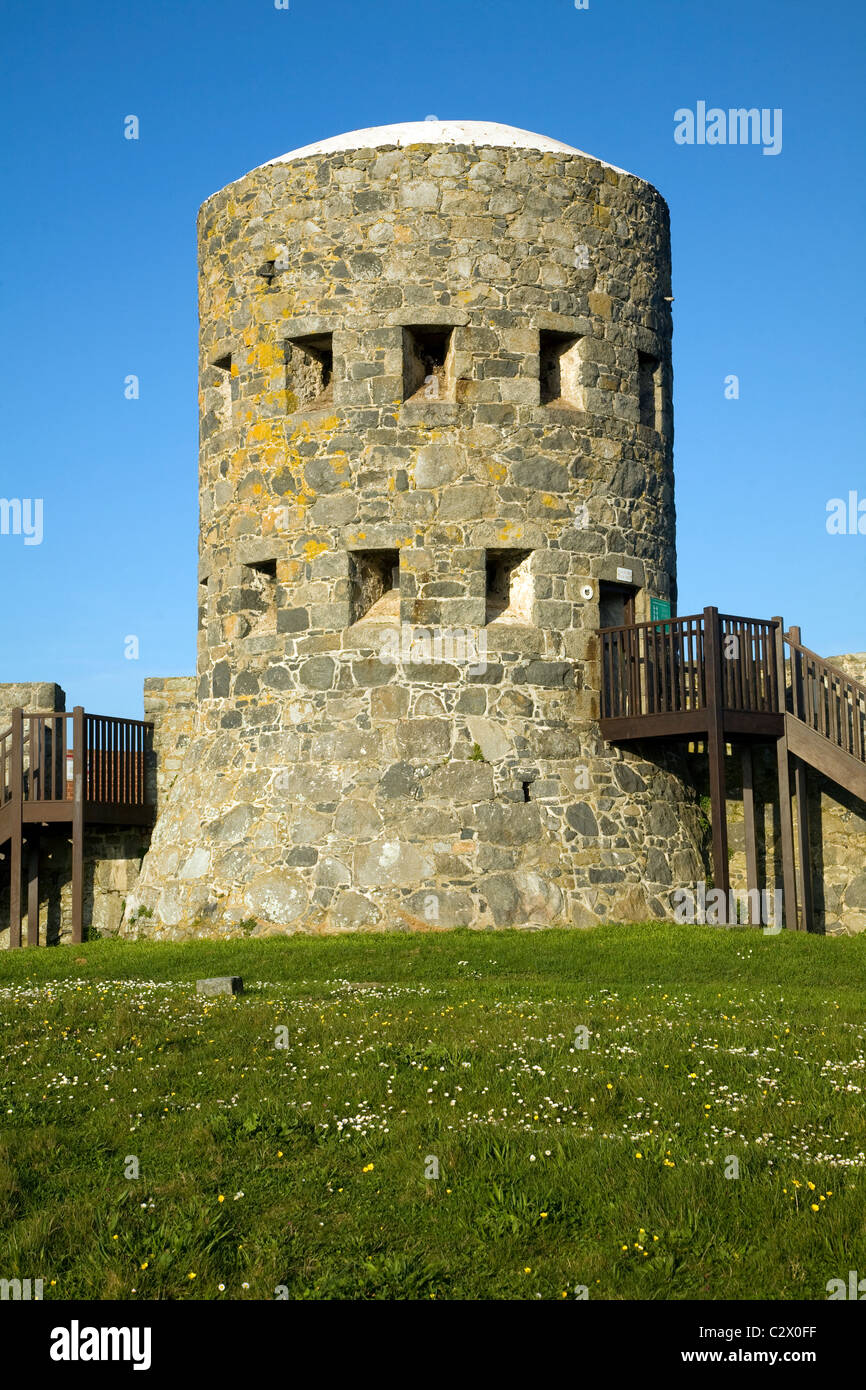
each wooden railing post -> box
[71,706,85,945]
[788,625,803,720]
[772,619,799,929]
[9,708,24,949]
[703,607,730,901]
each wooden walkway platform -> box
[600,607,866,931]
[0,707,154,946]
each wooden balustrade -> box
[1,706,154,948]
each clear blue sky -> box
[1,0,863,716]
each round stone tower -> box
[126,120,705,937]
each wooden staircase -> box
[1,707,154,947]
[599,608,866,931]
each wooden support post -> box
[9,708,23,949]
[776,734,799,930]
[71,706,85,945]
[741,745,760,924]
[704,607,730,900]
[794,757,815,933]
[772,618,798,929]
[27,835,40,947]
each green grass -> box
[1,923,864,1300]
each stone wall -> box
[143,677,198,813]
[123,125,708,939]
[0,682,66,721]
[830,653,866,686]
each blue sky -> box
[1,0,863,716]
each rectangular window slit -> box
[539,331,582,408]
[286,333,334,411]
[240,560,278,636]
[402,326,454,402]
[486,549,534,625]
[349,549,400,624]
[638,352,660,429]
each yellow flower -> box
[606,1083,613,1090]
[140,1262,148,1271]
[635,1152,643,1159]
[524,1267,532,1273]
[362,1163,374,1172]
[188,1272,196,1280]
[218,1195,225,1203]
[810,1204,820,1212]
[807,1181,816,1190]
[540,1212,548,1219]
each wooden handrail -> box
[1,708,154,811]
[600,610,865,776]
[785,633,866,766]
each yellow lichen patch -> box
[247,421,283,445]
[496,522,525,544]
[394,225,413,244]
[541,494,559,509]
[592,203,611,227]
[304,540,327,560]
[246,341,282,371]
[486,460,508,483]
[604,168,620,186]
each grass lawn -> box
[1,922,864,1301]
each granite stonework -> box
[143,677,198,814]
[121,126,711,938]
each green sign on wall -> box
[650,598,672,621]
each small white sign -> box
[616,567,633,583]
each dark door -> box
[599,581,637,629]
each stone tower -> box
[125,120,705,938]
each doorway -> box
[599,580,637,629]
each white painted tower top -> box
[258,120,632,176]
